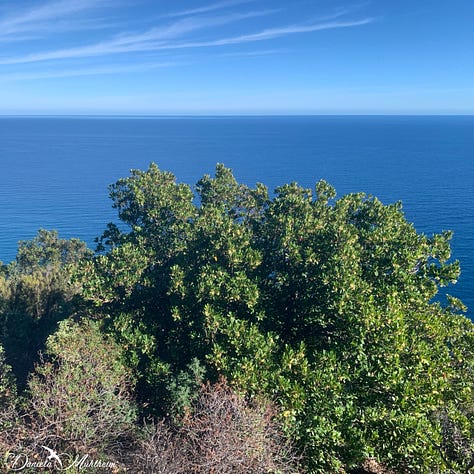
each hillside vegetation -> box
[1,163,473,473]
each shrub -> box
[25,319,137,459]
[0,344,19,457]
[135,380,300,474]
[79,163,474,472]
[0,344,16,409]
[0,230,92,387]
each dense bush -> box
[0,319,137,470]
[0,230,91,387]
[26,319,137,457]
[135,379,300,473]
[0,343,18,452]
[0,344,15,410]
[76,163,474,472]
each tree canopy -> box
[75,163,474,473]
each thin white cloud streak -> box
[0,62,176,82]
[184,18,375,46]
[43,17,121,33]
[110,10,276,45]
[310,7,357,23]
[0,0,106,36]
[0,35,40,43]
[0,10,279,65]
[0,18,119,42]
[133,18,374,53]
[164,0,256,18]
[216,49,282,57]
[0,6,374,66]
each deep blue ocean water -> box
[0,116,472,316]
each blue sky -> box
[0,0,473,114]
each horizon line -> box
[1,113,474,118]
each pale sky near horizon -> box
[0,0,473,115]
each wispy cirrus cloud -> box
[0,9,280,64]
[164,0,257,18]
[0,62,176,82]
[187,17,375,46]
[216,48,282,58]
[0,13,374,66]
[0,0,109,38]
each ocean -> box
[0,116,472,315]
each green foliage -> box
[77,162,474,472]
[26,319,137,456]
[0,344,20,467]
[0,343,16,411]
[165,357,206,420]
[0,230,91,386]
